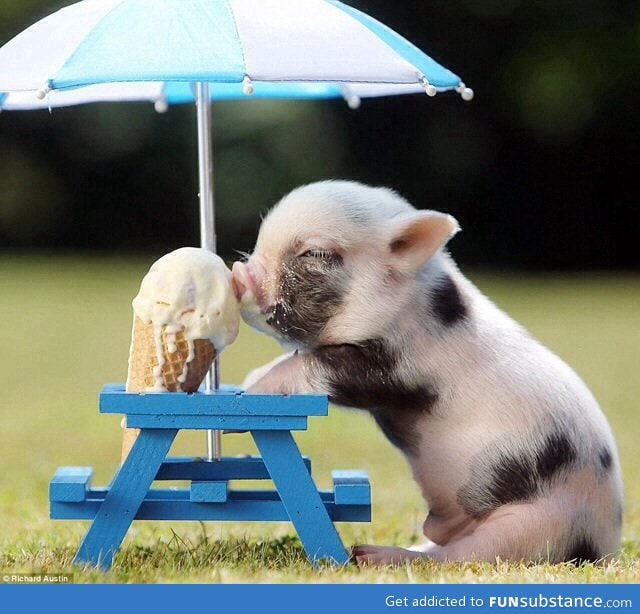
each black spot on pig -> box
[312,339,438,455]
[535,431,578,479]
[565,535,601,564]
[458,449,539,517]
[457,424,577,518]
[372,411,422,456]
[599,447,612,471]
[430,274,467,327]
[267,252,347,345]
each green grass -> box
[0,254,638,583]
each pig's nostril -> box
[231,276,243,302]
[231,259,267,306]
[231,261,250,300]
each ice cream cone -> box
[127,316,216,394]
[120,248,240,462]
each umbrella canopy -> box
[0,0,472,106]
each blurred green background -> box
[0,0,638,576]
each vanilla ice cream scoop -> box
[127,247,240,393]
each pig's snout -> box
[232,258,279,337]
[231,261,254,301]
[232,259,267,307]
[231,262,247,302]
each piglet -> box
[232,180,623,566]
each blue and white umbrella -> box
[0,0,471,458]
[0,0,472,104]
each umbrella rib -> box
[226,0,250,83]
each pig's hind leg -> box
[353,497,603,566]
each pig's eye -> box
[298,249,343,266]
[300,248,336,260]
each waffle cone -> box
[127,316,216,393]
[122,316,217,461]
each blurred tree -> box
[0,0,638,269]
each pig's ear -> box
[387,211,460,272]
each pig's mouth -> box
[264,301,309,343]
[232,262,289,328]
[234,297,304,349]
[264,302,290,333]
[232,276,295,341]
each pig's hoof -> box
[352,544,419,567]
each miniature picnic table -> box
[49,384,371,570]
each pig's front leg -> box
[242,352,296,389]
[245,352,325,395]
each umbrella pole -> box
[196,81,222,462]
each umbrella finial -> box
[457,82,474,102]
[242,76,255,96]
[36,83,52,100]
[340,86,361,110]
[421,77,437,97]
[347,95,362,110]
[154,98,168,113]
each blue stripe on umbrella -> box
[326,0,461,89]
[163,81,342,102]
[52,0,246,89]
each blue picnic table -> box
[49,385,371,570]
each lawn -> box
[0,254,638,583]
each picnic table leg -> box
[74,428,178,571]
[252,430,349,566]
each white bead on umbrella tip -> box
[347,95,361,110]
[36,84,51,100]
[421,77,437,97]
[457,82,474,101]
[242,76,254,96]
[154,98,168,113]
